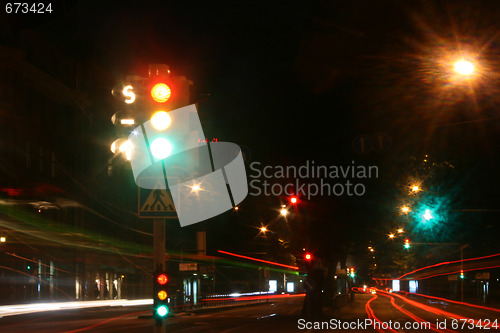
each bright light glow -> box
[151,83,171,103]
[123,85,135,104]
[423,209,433,221]
[156,305,168,317]
[151,111,172,131]
[411,186,420,192]
[0,237,5,243]
[388,233,395,239]
[401,206,410,213]
[290,196,297,204]
[409,280,418,293]
[157,290,167,300]
[260,227,267,233]
[392,280,400,292]
[120,119,134,125]
[454,60,474,75]
[157,274,168,285]
[305,253,312,260]
[280,208,288,216]
[370,248,374,252]
[119,140,133,161]
[191,185,200,192]
[269,280,277,292]
[150,138,172,159]
[234,206,239,211]
[287,282,294,293]
[110,141,117,154]
[397,228,404,234]
[0,300,152,317]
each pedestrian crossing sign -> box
[138,179,178,219]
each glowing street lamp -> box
[454,60,475,76]
[401,205,411,214]
[280,208,288,217]
[397,228,404,234]
[259,226,267,233]
[388,233,395,239]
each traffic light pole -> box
[154,218,166,333]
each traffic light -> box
[153,271,169,320]
[140,64,195,161]
[404,238,410,249]
[350,268,356,278]
[289,196,298,204]
[460,270,465,279]
[305,252,312,261]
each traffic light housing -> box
[404,238,410,249]
[460,270,465,279]
[153,271,169,320]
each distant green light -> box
[423,209,433,221]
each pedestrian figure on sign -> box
[152,190,168,210]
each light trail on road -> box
[377,290,455,333]
[364,294,398,333]
[0,299,153,318]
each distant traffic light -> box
[460,270,465,279]
[289,196,298,204]
[154,271,169,320]
[305,253,312,261]
[350,268,356,278]
[404,239,410,249]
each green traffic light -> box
[156,305,169,317]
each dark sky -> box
[7,0,500,257]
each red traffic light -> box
[157,273,168,285]
[305,253,312,261]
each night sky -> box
[6,0,500,264]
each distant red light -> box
[290,196,298,204]
[2,188,21,196]
[305,253,312,261]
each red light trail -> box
[217,250,299,270]
[364,294,399,333]
[397,252,500,279]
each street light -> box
[453,60,475,76]
[280,208,288,217]
[401,205,411,214]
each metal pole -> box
[154,218,166,333]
